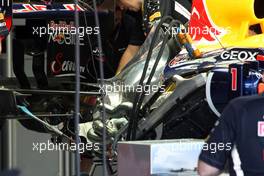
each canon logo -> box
[221,50,258,61]
[51,53,85,75]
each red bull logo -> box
[189,0,224,42]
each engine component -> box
[85,118,128,157]
[142,0,192,33]
[177,33,202,59]
[142,0,161,33]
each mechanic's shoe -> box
[0,13,8,37]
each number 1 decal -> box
[231,68,238,91]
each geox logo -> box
[220,50,258,61]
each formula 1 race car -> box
[79,0,264,157]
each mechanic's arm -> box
[116,44,140,74]
[197,100,237,176]
[116,11,145,74]
[198,160,221,176]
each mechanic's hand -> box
[118,0,142,11]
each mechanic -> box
[198,94,264,176]
[115,0,192,74]
[0,170,21,176]
[12,32,48,89]
[112,5,146,74]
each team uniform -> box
[199,95,264,176]
[110,10,146,65]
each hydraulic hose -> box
[131,20,184,140]
[127,16,174,140]
[131,20,184,139]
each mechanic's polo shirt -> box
[199,95,264,176]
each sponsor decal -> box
[92,47,106,62]
[48,21,85,45]
[13,4,84,13]
[258,121,264,137]
[51,52,85,75]
[49,20,75,30]
[48,32,85,45]
[189,0,224,42]
[168,58,181,68]
[220,50,258,61]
